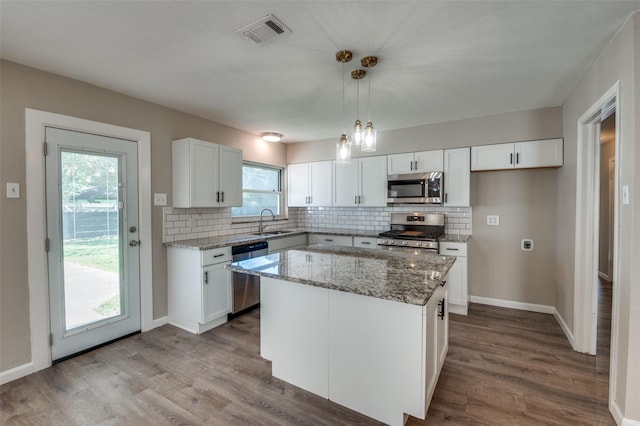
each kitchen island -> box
[228,245,456,426]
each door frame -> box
[25,109,153,373]
[573,82,620,412]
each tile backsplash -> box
[163,205,472,243]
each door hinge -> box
[43,142,48,156]
[45,238,50,252]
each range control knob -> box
[401,240,408,246]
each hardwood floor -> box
[1,297,614,425]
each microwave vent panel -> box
[236,15,292,45]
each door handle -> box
[129,240,141,247]
[204,271,209,284]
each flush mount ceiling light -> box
[336,50,353,164]
[260,132,283,142]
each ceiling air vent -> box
[236,14,292,45]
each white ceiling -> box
[1,1,639,143]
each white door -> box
[218,145,243,207]
[190,140,219,207]
[471,143,515,171]
[414,149,444,173]
[443,147,470,207]
[359,156,387,206]
[334,161,358,206]
[45,127,141,361]
[287,163,310,206]
[309,161,333,206]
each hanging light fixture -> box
[351,69,366,148]
[361,56,378,152]
[335,50,353,164]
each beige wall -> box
[286,107,562,163]
[470,169,557,306]
[559,12,638,419]
[0,60,287,371]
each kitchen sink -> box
[254,230,296,236]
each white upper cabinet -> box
[172,138,242,208]
[335,156,387,207]
[387,149,443,175]
[471,138,563,171]
[443,148,470,207]
[287,161,333,207]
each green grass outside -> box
[63,235,119,273]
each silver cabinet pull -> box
[213,253,225,258]
[221,191,224,202]
[516,152,520,164]
[355,195,358,204]
[324,238,334,242]
[216,191,220,202]
[446,248,459,251]
[510,153,513,165]
[204,271,209,284]
[361,241,371,245]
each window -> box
[232,163,283,217]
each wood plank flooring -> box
[1,289,614,425]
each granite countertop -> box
[165,228,380,250]
[227,245,456,306]
[440,234,471,243]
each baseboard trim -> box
[598,271,612,281]
[151,316,169,329]
[0,362,34,385]
[622,419,640,426]
[552,308,576,350]
[469,296,555,314]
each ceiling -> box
[1,1,639,143]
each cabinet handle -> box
[360,241,371,245]
[324,238,334,242]
[516,152,519,164]
[358,195,362,204]
[444,193,448,203]
[221,191,224,202]
[410,160,413,171]
[355,195,358,204]
[204,271,209,284]
[216,191,220,202]
[446,248,459,251]
[414,160,418,170]
[510,153,513,165]
[213,253,225,258]
[439,279,447,287]
[438,299,446,319]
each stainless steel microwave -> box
[387,172,443,204]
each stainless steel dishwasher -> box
[230,241,268,316]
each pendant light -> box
[336,50,353,164]
[351,69,366,147]
[361,56,377,152]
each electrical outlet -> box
[6,183,20,198]
[487,215,500,226]
[521,239,534,251]
[154,193,167,206]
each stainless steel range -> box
[377,213,445,251]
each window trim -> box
[232,161,285,220]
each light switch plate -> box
[487,215,500,226]
[622,185,629,205]
[154,193,167,206]
[6,182,20,198]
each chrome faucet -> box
[259,208,275,232]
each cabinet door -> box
[288,163,310,207]
[444,256,467,307]
[471,143,514,171]
[218,146,243,207]
[414,149,444,173]
[190,140,219,207]
[334,161,358,206]
[443,148,470,207]
[387,152,414,175]
[514,138,563,169]
[424,287,440,409]
[202,262,231,324]
[359,156,387,206]
[309,161,333,206]
[436,284,449,369]
[308,234,353,247]
[353,236,379,249]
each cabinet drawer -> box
[308,234,353,247]
[202,247,232,266]
[439,242,467,257]
[353,237,379,249]
[268,234,308,253]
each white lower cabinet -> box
[167,246,232,334]
[308,233,353,247]
[261,276,449,426]
[267,234,308,254]
[353,236,380,249]
[439,241,468,315]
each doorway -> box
[45,127,141,360]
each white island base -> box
[260,277,449,426]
